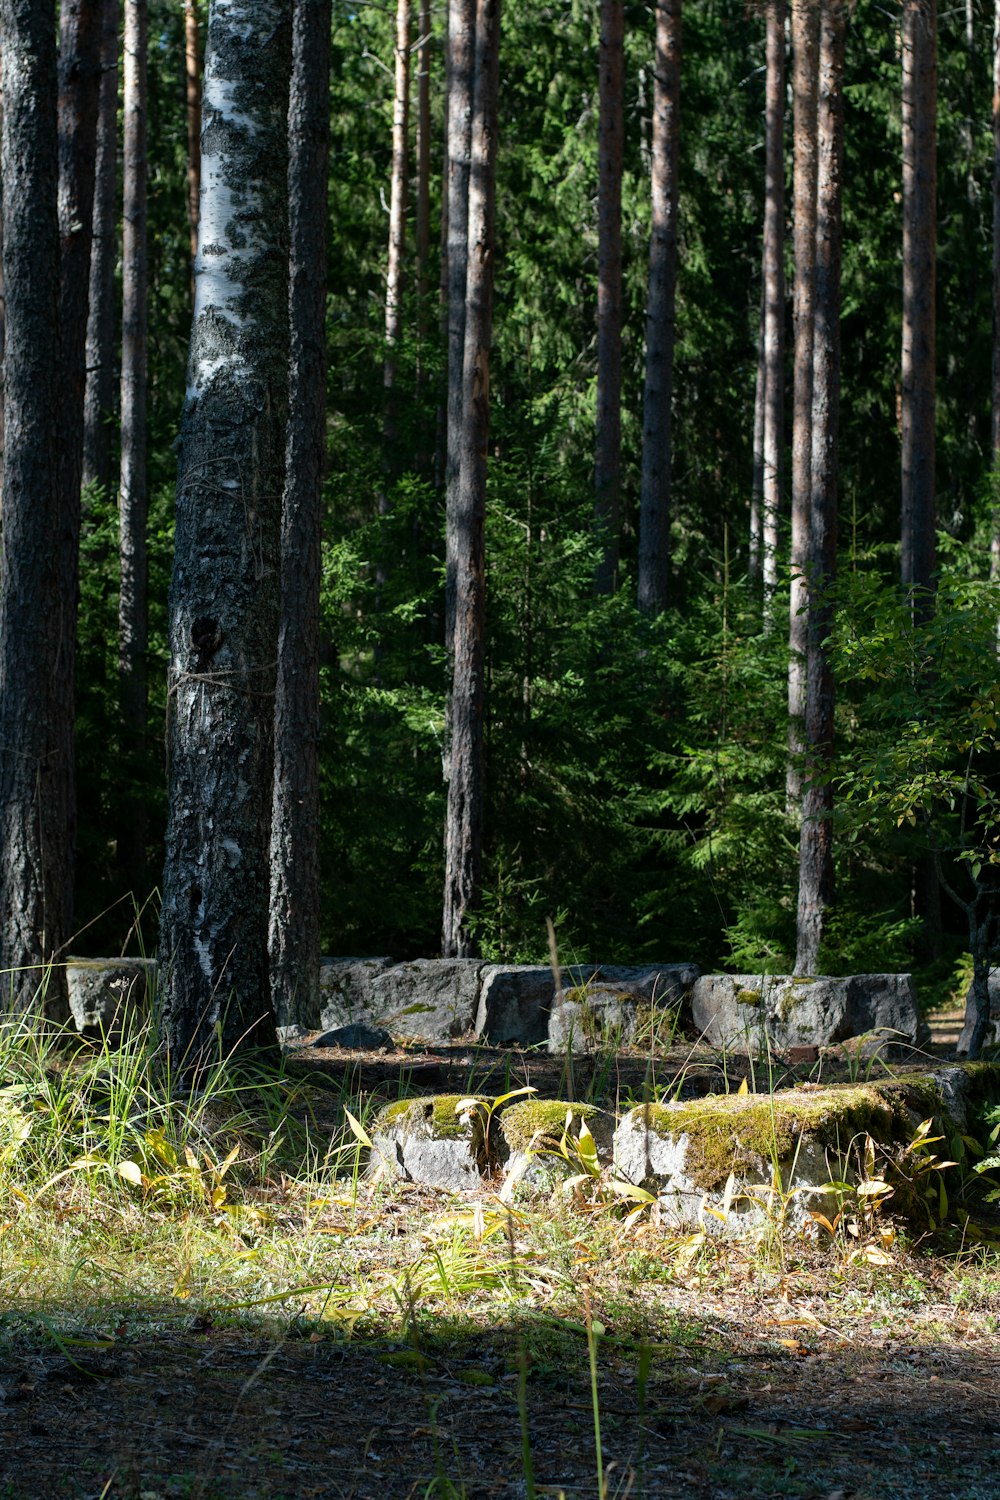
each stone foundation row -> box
[58,955,940,1055]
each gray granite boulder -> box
[475,962,698,1049]
[66,958,154,1039]
[308,1022,394,1051]
[690,972,919,1055]
[371,959,484,1040]
[547,964,699,1054]
[367,1095,488,1191]
[317,957,395,1033]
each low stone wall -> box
[365,1064,1000,1231]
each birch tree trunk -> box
[787,0,819,810]
[900,0,936,610]
[444,0,475,653]
[0,0,67,1015]
[269,0,330,1034]
[795,0,844,977]
[82,0,120,500]
[158,0,291,1066]
[594,0,623,597]
[761,0,785,622]
[117,0,148,901]
[185,0,202,280]
[637,0,680,616]
[442,0,501,959]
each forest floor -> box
[0,1011,997,1500]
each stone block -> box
[371,959,484,1040]
[317,957,394,1033]
[547,964,699,1054]
[475,962,698,1049]
[66,958,154,1039]
[367,1095,487,1191]
[497,1098,615,1197]
[690,972,920,1055]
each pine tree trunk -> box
[901,0,936,608]
[442,0,501,959]
[382,0,411,458]
[0,0,68,1016]
[185,0,202,280]
[158,0,291,1067]
[749,289,765,585]
[991,0,999,583]
[761,0,785,622]
[54,0,102,953]
[82,0,119,500]
[269,0,330,1035]
[117,0,148,902]
[444,0,475,652]
[594,0,623,597]
[787,0,819,810]
[795,0,844,977]
[637,0,680,616]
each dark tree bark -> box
[594,0,623,597]
[749,288,765,584]
[82,0,120,500]
[761,0,785,621]
[185,0,202,280]
[158,0,291,1067]
[444,0,475,652]
[442,0,501,959]
[787,0,819,810]
[54,0,102,949]
[994,0,1000,587]
[900,0,936,609]
[269,0,330,1035]
[795,0,844,976]
[382,0,411,457]
[637,0,680,616]
[0,0,68,1015]
[117,0,148,901]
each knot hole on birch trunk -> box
[191,616,222,660]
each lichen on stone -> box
[735,989,762,1007]
[374,1093,486,1141]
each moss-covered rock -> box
[367,1094,489,1191]
[496,1099,615,1200]
[613,1065,1000,1231]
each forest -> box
[1,0,999,1054]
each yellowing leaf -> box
[117,1160,144,1187]
[343,1108,373,1150]
[737,1077,749,1096]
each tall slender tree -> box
[594,0,624,596]
[761,0,785,620]
[787,0,819,809]
[82,0,119,499]
[269,0,331,1034]
[749,290,765,583]
[994,0,1000,586]
[637,0,681,615]
[117,0,149,901]
[54,0,102,947]
[444,0,475,651]
[795,0,844,976]
[185,0,202,279]
[0,0,66,1014]
[415,0,432,327]
[900,0,936,609]
[442,0,501,959]
[158,0,291,1066]
[382,0,411,459]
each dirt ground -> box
[2,1010,996,1500]
[0,1285,997,1499]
